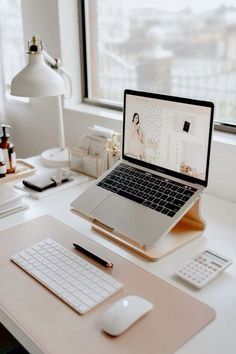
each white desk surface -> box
[1,156,236,354]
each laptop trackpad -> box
[92,194,165,247]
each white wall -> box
[4,0,236,203]
[206,137,236,202]
[7,97,63,156]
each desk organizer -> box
[0,159,35,185]
[69,147,108,178]
[89,198,205,261]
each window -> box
[82,0,236,128]
[0,0,25,90]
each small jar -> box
[0,148,6,178]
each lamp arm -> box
[43,50,61,70]
[60,70,72,99]
[43,51,72,98]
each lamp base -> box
[41,148,69,168]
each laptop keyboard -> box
[97,164,197,218]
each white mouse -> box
[100,295,153,336]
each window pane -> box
[84,0,236,125]
[0,0,25,86]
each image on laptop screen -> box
[123,92,213,183]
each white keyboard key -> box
[11,239,123,314]
[78,294,95,307]
[77,304,89,314]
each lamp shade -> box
[11,52,65,97]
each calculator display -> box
[203,251,228,266]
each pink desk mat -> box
[0,215,215,354]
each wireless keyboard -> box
[11,239,123,314]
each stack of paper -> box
[0,185,28,218]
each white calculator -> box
[176,249,232,289]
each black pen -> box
[73,243,113,268]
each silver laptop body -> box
[71,90,214,249]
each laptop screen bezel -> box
[122,89,214,187]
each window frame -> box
[79,0,236,133]
[79,0,123,111]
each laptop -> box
[71,89,214,249]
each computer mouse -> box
[100,295,153,336]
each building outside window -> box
[0,0,236,129]
[83,0,236,127]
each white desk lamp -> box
[11,35,69,167]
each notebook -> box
[0,184,28,218]
[71,90,214,249]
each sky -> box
[124,0,236,13]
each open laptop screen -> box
[123,90,214,187]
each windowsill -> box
[64,102,122,122]
[6,96,236,148]
[213,130,236,146]
[8,94,236,148]
[64,102,236,146]
[7,97,236,147]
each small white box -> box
[69,147,108,178]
